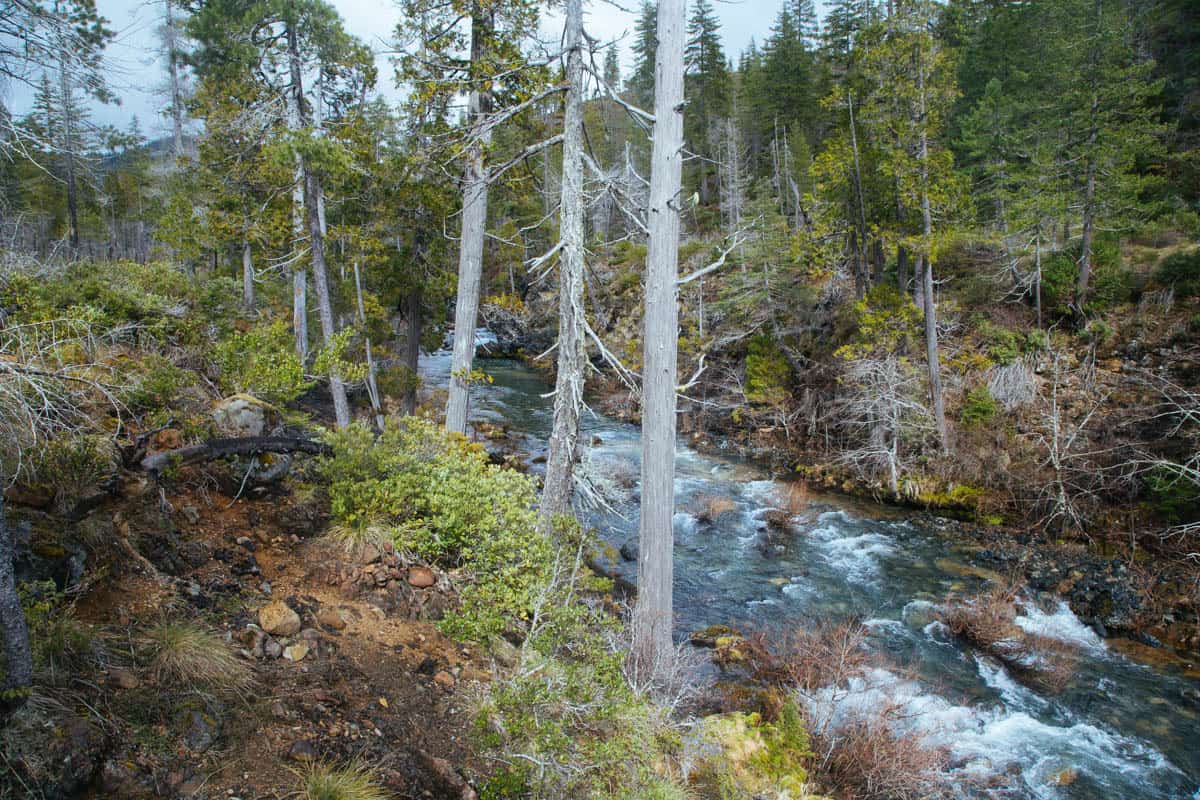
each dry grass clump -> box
[294,761,392,800]
[808,705,952,800]
[743,621,873,693]
[142,622,253,696]
[938,586,1077,691]
[693,494,737,523]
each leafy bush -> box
[744,335,792,405]
[959,387,1000,429]
[123,354,196,413]
[321,419,551,641]
[1155,248,1200,297]
[975,320,1022,365]
[835,285,922,359]
[213,320,313,405]
[18,580,97,683]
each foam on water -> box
[975,655,1050,713]
[1014,598,1106,652]
[805,668,1184,799]
[673,512,699,536]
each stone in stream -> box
[690,624,741,648]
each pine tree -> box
[628,0,658,110]
[685,0,730,206]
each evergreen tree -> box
[685,0,730,207]
[628,0,657,110]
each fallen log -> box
[140,436,331,477]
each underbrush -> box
[937,586,1078,692]
[321,420,699,798]
[720,621,952,800]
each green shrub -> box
[17,580,97,682]
[213,320,313,405]
[744,335,792,406]
[23,435,116,504]
[123,354,195,413]
[321,419,551,641]
[835,284,922,359]
[976,320,1022,365]
[1042,237,1132,314]
[960,386,1000,429]
[1142,466,1200,524]
[1155,248,1200,297]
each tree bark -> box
[241,235,255,311]
[403,289,422,416]
[848,93,870,299]
[286,25,308,361]
[539,0,587,529]
[287,22,348,428]
[164,0,185,158]
[140,436,331,476]
[0,494,33,719]
[1074,97,1098,317]
[445,7,495,435]
[304,168,351,428]
[634,0,685,670]
[59,64,80,252]
[917,62,947,451]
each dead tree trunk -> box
[241,234,255,311]
[445,9,495,435]
[286,25,308,361]
[288,24,349,428]
[917,63,947,451]
[634,0,685,671]
[403,289,422,416]
[540,0,587,529]
[164,0,185,158]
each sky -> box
[7,0,822,139]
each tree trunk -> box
[165,0,185,158]
[303,168,351,428]
[1074,99,1098,317]
[59,65,80,253]
[634,0,685,671]
[288,22,348,428]
[917,62,947,451]
[0,494,33,719]
[241,234,255,310]
[540,0,587,529]
[353,262,384,430]
[403,289,422,416]
[848,92,870,299]
[445,8,495,435]
[286,26,308,361]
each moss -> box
[693,704,822,800]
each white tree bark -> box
[286,31,308,362]
[444,12,494,435]
[164,0,186,158]
[539,0,587,529]
[289,23,349,427]
[917,60,947,451]
[241,235,254,310]
[634,0,685,670]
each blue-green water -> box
[423,348,1200,800]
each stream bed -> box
[422,347,1200,800]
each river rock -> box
[619,538,638,562]
[288,740,317,763]
[690,624,740,648]
[258,600,301,637]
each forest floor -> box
[5,468,491,800]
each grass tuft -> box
[142,622,253,695]
[294,761,392,800]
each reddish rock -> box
[408,566,436,588]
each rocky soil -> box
[2,459,497,800]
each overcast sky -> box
[8,0,824,138]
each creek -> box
[422,345,1199,800]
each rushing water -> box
[422,346,1200,800]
